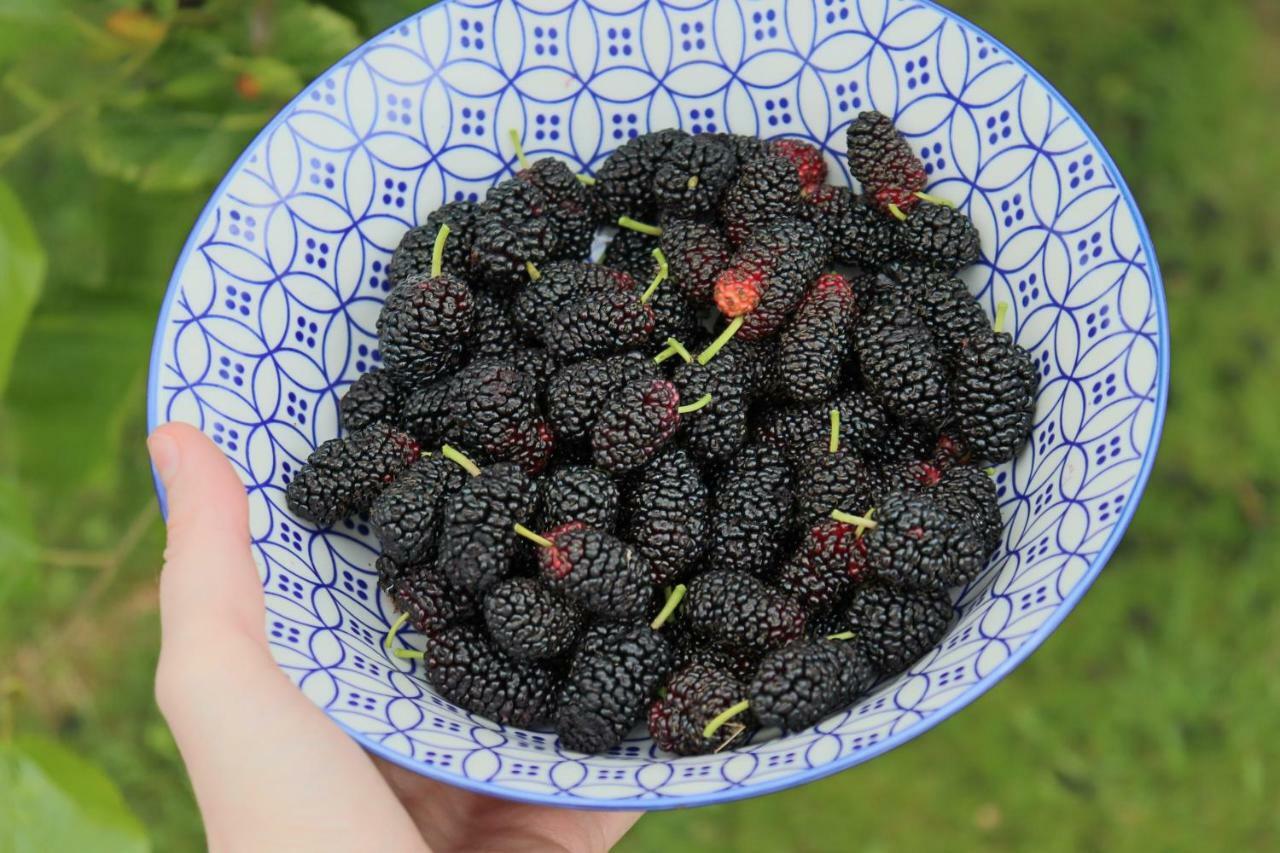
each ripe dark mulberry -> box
[720,153,803,246]
[389,200,480,285]
[622,448,709,586]
[600,227,660,286]
[855,290,950,426]
[469,214,556,290]
[800,185,901,270]
[340,369,402,433]
[829,580,953,674]
[660,218,730,304]
[514,260,632,343]
[425,624,559,727]
[898,202,981,273]
[285,423,419,527]
[949,331,1039,465]
[683,569,806,654]
[399,379,452,447]
[793,449,881,527]
[864,490,984,591]
[437,462,541,594]
[775,273,858,403]
[592,378,681,473]
[653,134,738,217]
[593,128,689,219]
[379,556,478,635]
[846,110,927,215]
[538,522,653,619]
[556,622,672,753]
[369,455,468,564]
[483,576,582,661]
[542,465,620,530]
[708,444,794,575]
[546,352,657,443]
[445,360,540,461]
[717,219,829,341]
[749,638,874,731]
[543,288,655,364]
[767,138,827,194]
[671,350,752,464]
[754,389,889,466]
[933,464,1002,553]
[377,273,474,385]
[518,158,596,260]
[649,661,753,755]
[776,521,872,614]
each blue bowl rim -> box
[146,0,1169,811]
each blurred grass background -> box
[0,0,1276,849]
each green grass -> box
[1,0,1278,850]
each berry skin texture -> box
[649,661,753,755]
[855,290,950,427]
[832,581,953,674]
[623,448,709,586]
[600,227,660,286]
[542,465,620,530]
[483,577,582,661]
[881,264,992,364]
[463,290,521,362]
[750,638,875,732]
[514,260,631,343]
[949,331,1039,465]
[793,449,881,527]
[720,153,803,246]
[389,200,480,285]
[653,134,738,217]
[898,202,981,273]
[684,570,807,654]
[506,417,556,476]
[445,360,539,461]
[864,490,985,591]
[379,556,479,635]
[556,622,673,753]
[672,352,752,464]
[933,464,1003,553]
[709,444,795,576]
[538,522,654,619]
[800,185,901,270]
[660,218,730,304]
[546,352,657,443]
[469,214,556,290]
[518,158,596,261]
[701,131,767,166]
[731,219,830,341]
[542,288,655,364]
[285,423,419,527]
[369,456,468,565]
[593,128,690,219]
[776,273,858,403]
[426,625,559,727]
[777,521,872,614]
[340,369,402,433]
[591,378,681,473]
[377,273,474,385]
[846,110,927,215]
[767,138,828,194]
[437,462,541,595]
[399,378,452,447]
[755,389,889,466]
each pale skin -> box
[149,422,641,852]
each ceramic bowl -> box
[147,0,1167,809]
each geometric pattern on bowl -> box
[148,0,1167,809]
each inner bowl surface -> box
[147,0,1167,809]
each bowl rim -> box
[146,0,1169,810]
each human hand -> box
[149,422,641,852]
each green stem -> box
[576,173,596,185]
[384,611,410,652]
[650,584,687,630]
[526,260,542,281]
[831,509,878,534]
[686,175,699,190]
[430,224,450,278]
[914,190,955,208]
[513,523,552,549]
[393,649,425,660]
[826,631,856,641]
[653,337,693,365]
[993,301,1009,334]
[617,216,662,237]
[508,128,530,171]
[703,700,751,739]
[441,444,481,477]
[829,408,841,453]
[887,203,908,222]
[678,393,712,414]
[696,316,744,365]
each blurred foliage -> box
[0,0,1276,850]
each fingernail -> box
[148,430,180,486]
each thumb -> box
[149,421,265,645]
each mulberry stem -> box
[653,337,692,364]
[914,190,955,208]
[887,203,908,221]
[508,128,530,171]
[985,467,996,478]
[576,173,596,185]
[702,700,750,739]
[617,216,662,237]
[525,260,542,281]
[993,301,1009,334]
[513,523,552,548]
[441,444,481,477]
[829,408,841,453]
[393,649,424,660]
[649,584,687,630]
[640,248,668,303]
[826,631,856,641]
[430,224,450,278]
[383,611,410,652]
[686,175,699,190]
[696,316,744,365]
[831,508,878,534]
[677,393,712,414]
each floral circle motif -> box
[147,0,1167,809]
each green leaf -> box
[0,736,149,853]
[0,179,46,397]
[81,109,256,193]
[0,0,67,62]
[272,0,362,77]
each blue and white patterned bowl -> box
[147,0,1167,809]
